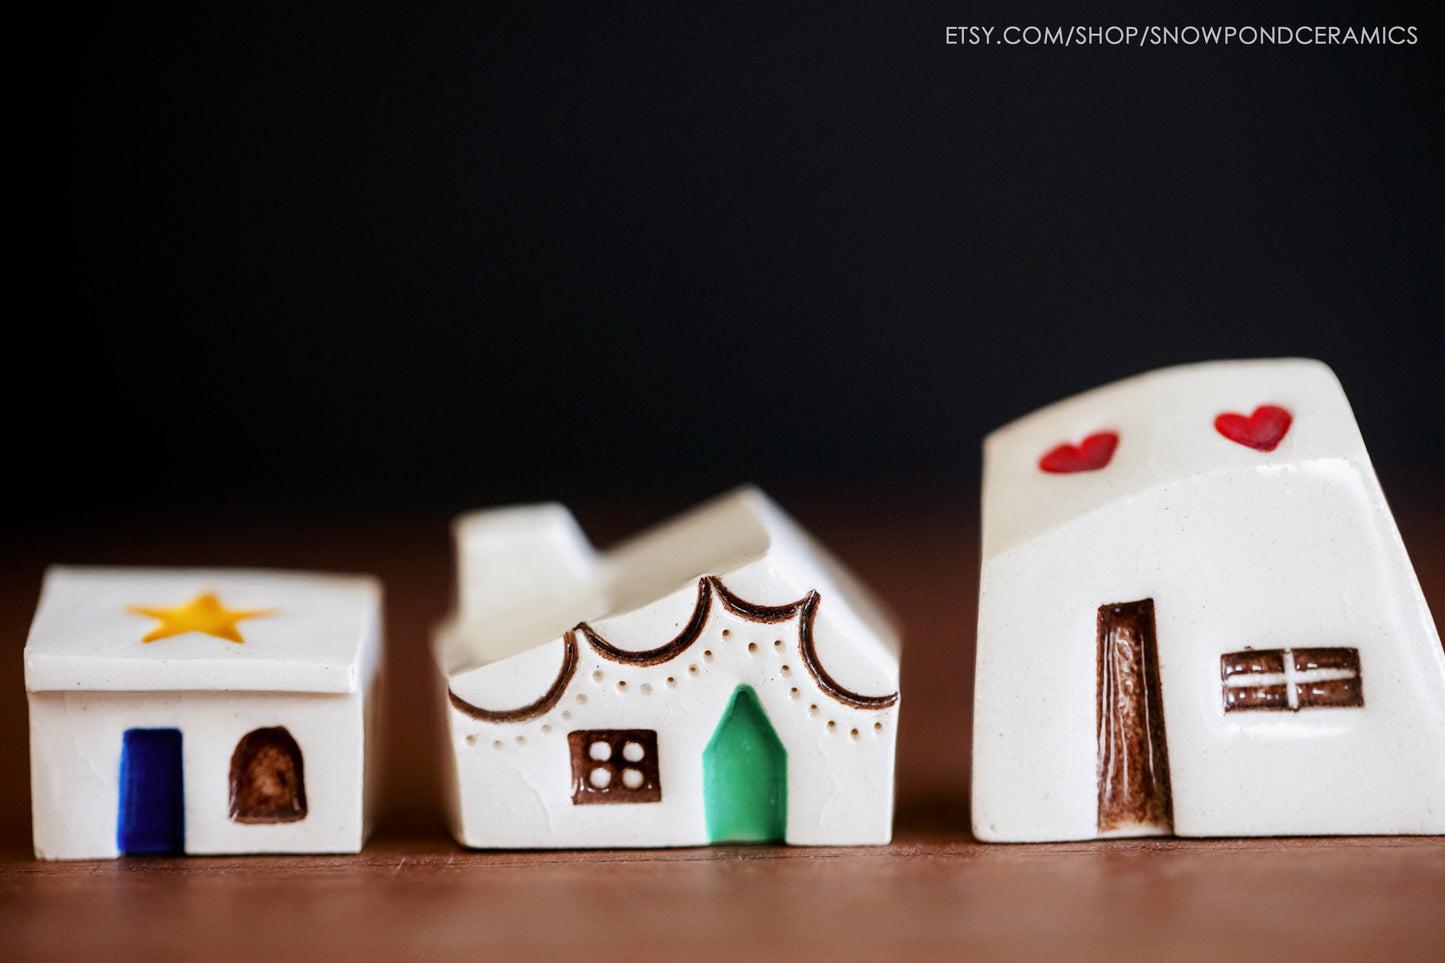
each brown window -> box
[1220,647,1363,712]
[568,729,661,805]
[229,727,307,823]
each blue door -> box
[118,728,184,854]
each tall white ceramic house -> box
[973,359,1445,841]
[26,567,383,859]
[434,487,901,848]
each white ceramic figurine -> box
[972,358,1445,841]
[26,567,383,858]
[434,486,901,848]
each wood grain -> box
[2,490,1442,961]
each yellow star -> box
[127,592,277,644]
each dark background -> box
[18,1,1442,529]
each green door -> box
[704,685,787,843]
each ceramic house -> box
[26,567,383,859]
[434,486,901,848]
[972,359,1445,841]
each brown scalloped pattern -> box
[447,631,580,723]
[578,578,714,666]
[447,576,898,720]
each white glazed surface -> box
[26,568,382,693]
[436,487,902,848]
[29,689,369,859]
[972,359,1445,841]
[24,567,383,859]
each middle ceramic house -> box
[433,487,901,848]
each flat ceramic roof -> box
[25,567,381,694]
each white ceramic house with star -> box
[972,359,1445,842]
[25,567,383,859]
[434,486,902,848]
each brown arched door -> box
[229,727,308,823]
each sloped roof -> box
[440,486,901,715]
[982,359,1371,560]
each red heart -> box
[1214,405,1292,452]
[1039,431,1119,474]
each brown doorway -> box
[1096,599,1173,835]
[229,727,308,823]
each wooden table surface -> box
[2,490,1442,960]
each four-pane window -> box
[567,729,661,804]
[1220,647,1363,712]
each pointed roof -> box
[439,487,901,716]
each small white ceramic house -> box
[434,486,901,848]
[26,567,383,859]
[973,359,1445,841]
